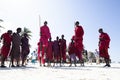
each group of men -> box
[0,28,30,67]
[37,21,67,66]
[37,21,84,67]
[37,21,111,67]
[0,20,111,68]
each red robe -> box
[53,40,60,60]
[68,42,76,55]
[37,42,41,60]
[40,25,51,64]
[59,39,66,61]
[46,41,53,61]
[99,32,110,59]
[1,33,12,58]
[40,25,51,47]
[74,26,84,51]
[74,26,84,60]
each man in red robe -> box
[53,36,60,66]
[40,21,51,66]
[68,38,77,67]
[0,30,12,67]
[46,37,53,66]
[59,35,66,64]
[74,21,84,66]
[98,28,111,67]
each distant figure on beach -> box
[94,49,100,64]
[0,30,12,67]
[40,21,51,66]
[87,51,94,65]
[31,51,37,64]
[98,28,111,67]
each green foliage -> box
[0,19,4,28]
[0,19,3,22]
[21,27,32,39]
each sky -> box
[0,0,120,62]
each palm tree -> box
[21,27,32,39]
[0,19,4,28]
[21,27,32,48]
[0,19,3,22]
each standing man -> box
[53,36,60,66]
[21,33,30,67]
[73,21,84,66]
[98,28,111,67]
[68,38,77,67]
[40,21,51,66]
[0,30,12,67]
[10,28,22,67]
[59,35,66,64]
[46,37,53,67]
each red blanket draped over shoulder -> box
[74,25,84,51]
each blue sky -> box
[0,0,120,62]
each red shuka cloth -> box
[1,33,12,58]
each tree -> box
[0,19,3,22]
[21,27,32,39]
[0,19,4,28]
[21,27,32,48]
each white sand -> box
[0,62,120,80]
